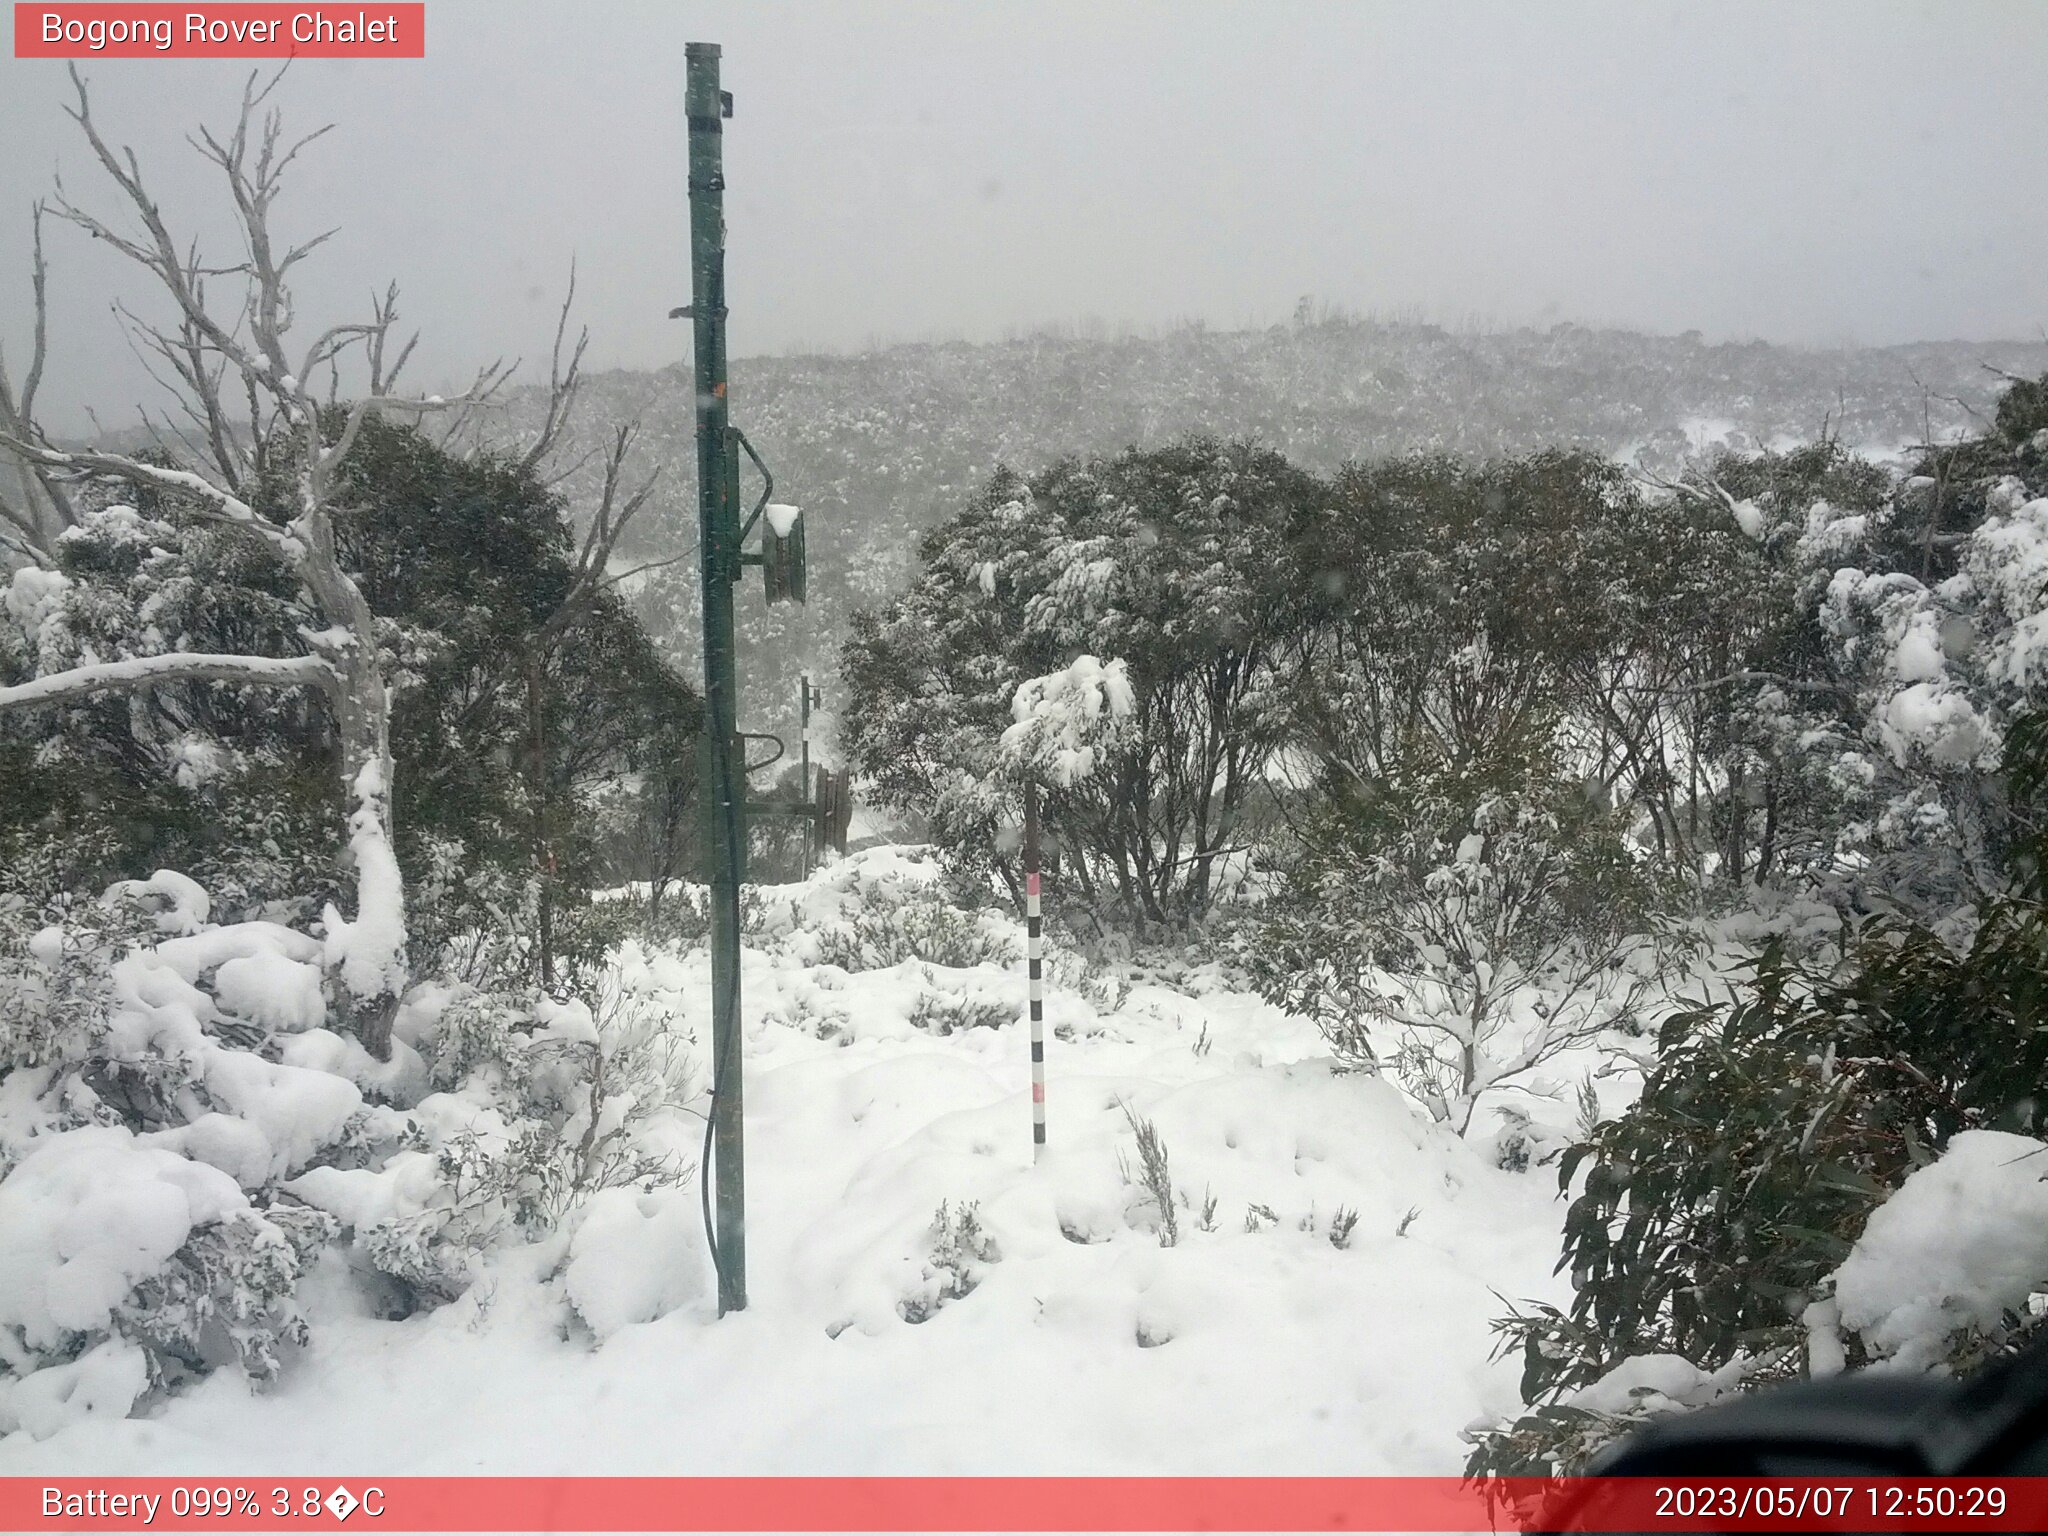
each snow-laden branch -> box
[1001,655,1135,786]
[317,372,505,487]
[0,434,302,558]
[0,650,332,711]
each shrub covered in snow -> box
[1817,1129,2048,1375]
[0,504,343,927]
[1469,725,2048,1472]
[0,876,361,1433]
[1254,770,1676,1135]
[561,1186,708,1339]
[0,421,703,999]
[0,868,699,1437]
[800,860,1019,973]
[1676,406,2048,916]
[897,1200,1000,1324]
[290,982,696,1309]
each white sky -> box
[2,0,2044,428]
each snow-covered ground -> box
[2,847,1572,1478]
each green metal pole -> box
[687,40,746,1315]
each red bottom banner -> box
[4,1475,2048,1533]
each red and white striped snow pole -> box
[1024,779,1046,1161]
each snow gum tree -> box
[1250,452,1690,1128]
[0,418,694,999]
[1470,375,2048,1475]
[1662,402,2048,917]
[840,439,1321,926]
[0,70,505,1057]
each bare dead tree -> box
[0,204,80,560]
[518,263,590,481]
[0,66,504,1057]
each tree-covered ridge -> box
[500,319,2048,735]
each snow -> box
[107,869,211,935]
[275,1029,428,1104]
[0,847,1569,1477]
[17,912,365,1190]
[286,1153,438,1235]
[197,1049,362,1182]
[152,921,323,980]
[1966,491,2048,687]
[3,564,70,633]
[212,951,326,1033]
[1797,501,1872,564]
[1568,1353,1734,1418]
[563,1188,709,1339]
[533,992,599,1046]
[147,1115,279,1191]
[167,733,231,789]
[1001,655,1135,786]
[1831,1129,2048,1372]
[322,761,408,1003]
[0,1127,247,1348]
[1892,610,1948,683]
[1820,567,1998,769]
[1880,681,1990,768]
[26,925,63,968]
[0,1338,150,1441]
[764,502,802,539]
[0,651,332,712]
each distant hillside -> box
[494,318,2048,739]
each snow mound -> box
[107,869,211,934]
[1,851,1571,1476]
[1832,1130,2048,1371]
[212,951,326,1033]
[563,1187,710,1339]
[0,1337,150,1441]
[1568,1352,1745,1418]
[0,1127,247,1347]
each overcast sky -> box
[2,0,2044,428]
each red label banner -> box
[4,1476,2048,1532]
[14,5,425,58]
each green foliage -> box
[374,983,694,1306]
[121,1204,336,1385]
[905,990,1014,1036]
[1,419,701,983]
[0,886,160,1098]
[811,874,1018,972]
[577,319,2035,751]
[0,500,342,922]
[1468,714,2048,1476]
[1993,374,2048,445]
[1118,1101,1179,1248]
[334,417,702,978]
[841,438,1321,926]
[1254,759,1675,1132]
[899,1200,999,1323]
